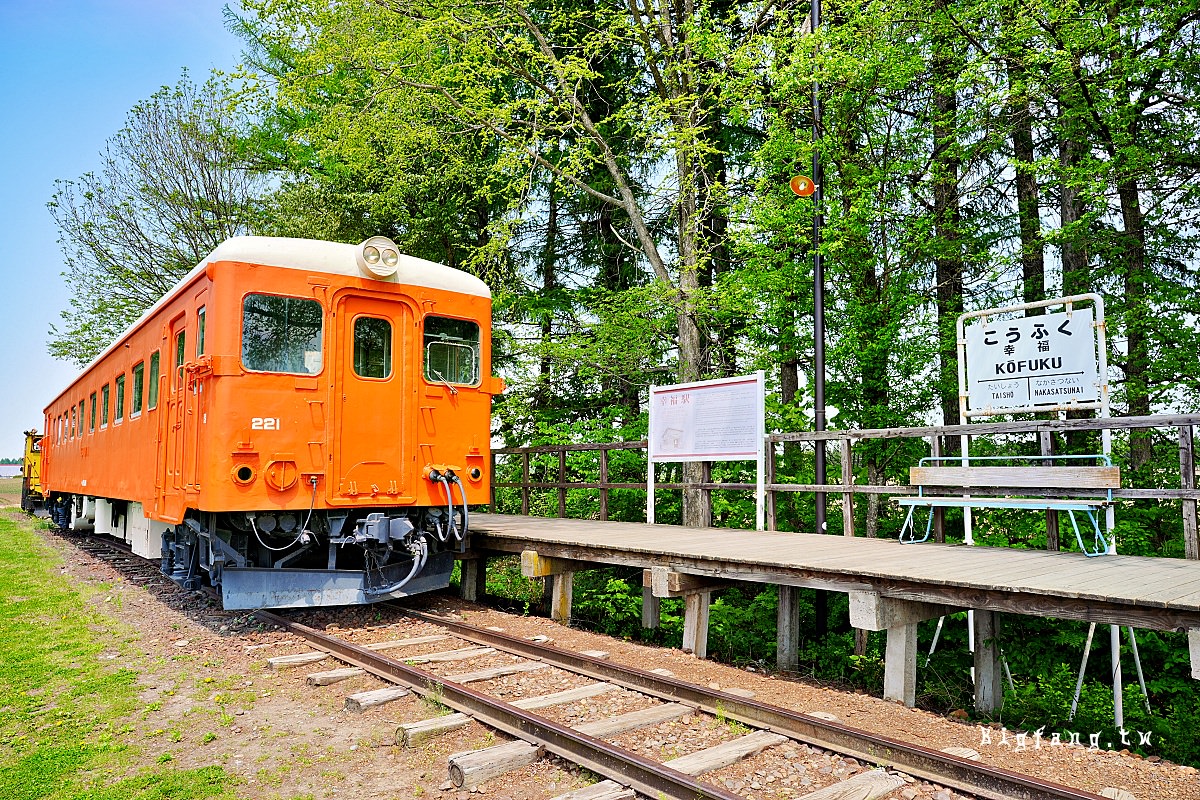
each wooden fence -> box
[489,413,1200,559]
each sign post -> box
[958,294,1128,727]
[647,372,766,530]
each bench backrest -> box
[909,465,1120,490]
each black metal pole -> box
[811,0,827,534]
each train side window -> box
[148,352,160,409]
[78,401,84,436]
[69,407,75,439]
[131,362,144,416]
[424,316,480,386]
[197,307,206,357]
[114,375,125,422]
[100,384,110,429]
[175,330,186,370]
[353,317,392,379]
[242,294,323,375]
[89,393,97,433]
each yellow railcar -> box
[21,429,44,512]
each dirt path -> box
[36,519,1199,800]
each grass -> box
[0,511,236,799]
[0,476,23,506]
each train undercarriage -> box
[53,494,468,610]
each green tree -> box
[237,0,792,525]
[47,72,265,366]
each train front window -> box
[353,317,392,379]
[242,294,323,375]
[424,317,480,386]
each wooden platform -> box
[471,513,1200,632]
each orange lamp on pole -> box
[789,175,815,197]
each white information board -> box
[647,372,765,529]
[649,374,764,461]
[964,307,1099,413]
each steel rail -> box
[400,608,1105,800]
[69,535,1102,800]
[253,609,744,800]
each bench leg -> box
[898,505,922,544]
[1068,510,1108,557]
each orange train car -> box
[41,236,502,609]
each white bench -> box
[895,455,1120,557]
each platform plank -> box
[472,513,1200,631]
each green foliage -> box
[482,556,543,613]
[47,71,265,366]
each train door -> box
[331,294,414,502]
[159,315,188,520]
[184,300,208,492]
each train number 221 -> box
[251,417,281,430]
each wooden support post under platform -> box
[885,624,918,707]
[522,550,586,625]
[1190,630,1200,680]
[546,574,573,624]
[973,610,1003,714]
[849,592,960,707]
[682,591,711,658]
[643,567,727,659]
[641,587,661,630]
[777,585,801,672]
[458,554,487,603]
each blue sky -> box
[0,1,245,457]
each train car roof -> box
[46,236,491,409]
[206,237,491,299]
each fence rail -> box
[489,413,1199,558]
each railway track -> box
[64,530,1106,800]
[258,607,1107,800]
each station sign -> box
[964,307,1099,413]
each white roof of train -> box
[207,237,491,299]
[46,236,491,409]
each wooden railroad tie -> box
[345,686,410,713]
[267,651,329,669]
[398,682,616,747]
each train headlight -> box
[356,236,400,279]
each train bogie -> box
[41,236,500,609]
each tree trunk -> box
[931,0,964,431]
[1007,55,1044,312]
[534,178,558,409]
[1058,104,1090,299]
[866,460,885,538]
[1117,178,1153,469]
